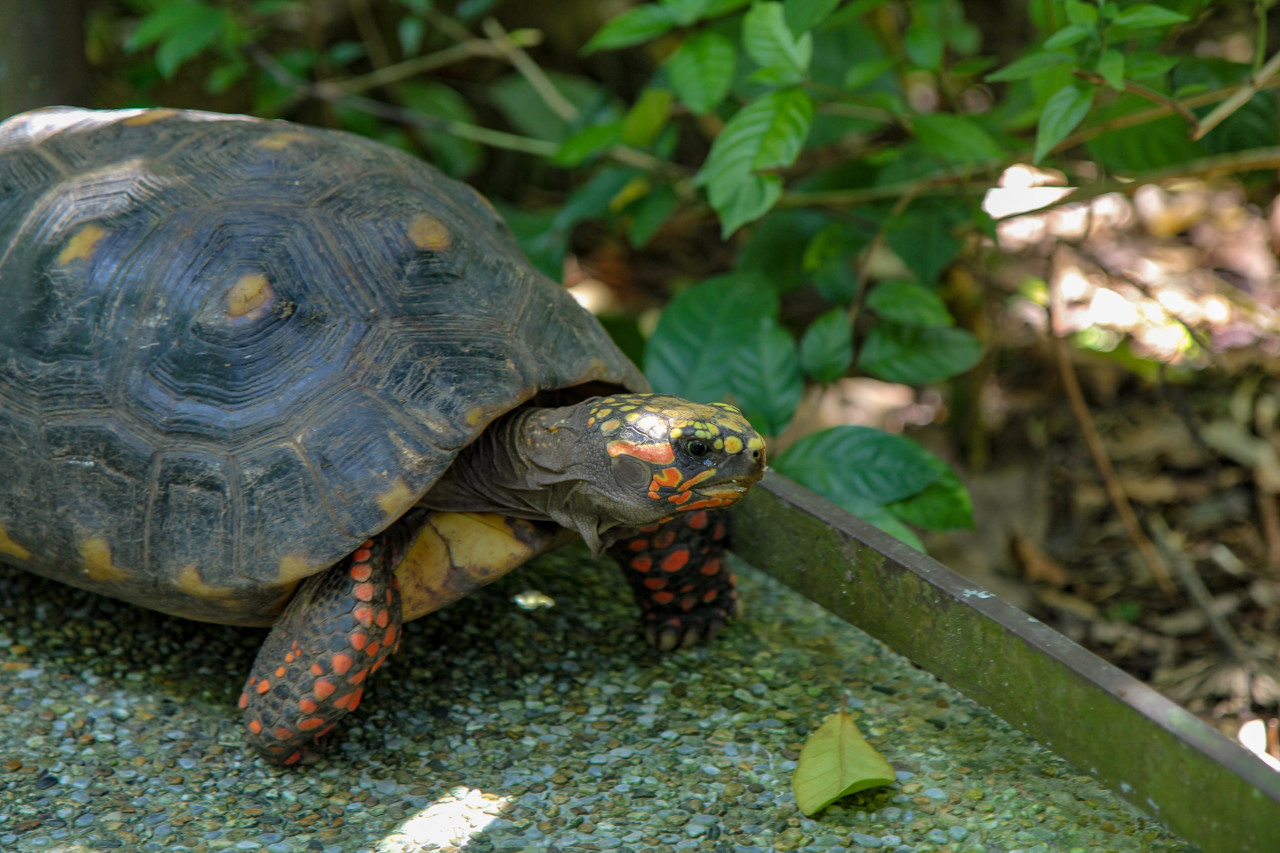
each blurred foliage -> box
[91,0,1279,549]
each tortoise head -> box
[528,393,766,552]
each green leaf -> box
[551,122,623,167]
[885,200,967,285]
[661,0,711,25]
[740,209,835,292]
[985,50,1072,82]
[1063,0,1098,26]
[843,57,896,90]
[622,88,673,147]
[627,184,679,247]
[1034,83,1093,163]
[129,2,231,79]
[583,5,676,54]
[913,114,1006,166]
[489,72,612,142]
[645,275,779,402]
[665,31,737,115]
[396,82,483,177]
[800,308,853,384]
[904,22,943,70]
[743,2,813,81]
[1111,4,1189,29]
[1097,49,1125,90]
[784,0,842,34]
[858,323,982,384]
[731,317,803,436]
[888,462,974,531]
[1042,23,1094,50]
[793,709,896,816]
[398,15,425,56]
[865,280,954,327]
[699,87,814,184]
[775,426,941,508]
[707,173,785,237]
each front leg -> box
[608,508,740,651]
[239,535,403,765]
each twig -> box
[246,44,559,156]
[1149,516,1250,661]
[481,18,578,122]
[1072,69,1201,133]
[348,0,392,69]
[1192,49,1280,141]
[1048,255,1179,598]
[324,31,544,94]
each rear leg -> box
[608,508,739,651]
[239,535,404,765]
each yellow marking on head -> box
[0,524,31,561]
[57,224,107,265]
[122,109,177,127]
[723,436,744,454]
[408,214,452,251]
[258,132,309,150]
[377,479,417,517]
[80,538,128,583]
[714,438,724,450]
[670,427,683,439]
[747,437,766,452]
[226,273,274,320]
[278,552,317,584]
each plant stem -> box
[481,18,578,122]
[1071,69,1201,132]
[325,31,544,94]
[1192,49,1280,141]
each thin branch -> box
[481,17,578,122]
[1192,49,1280,141]
[1048,255,1179,599]
[1149,516,1250,660]
[1072,69,1201,132]
[246,44,559,156]
[324,31,543,94]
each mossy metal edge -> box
[729,472,1280,853]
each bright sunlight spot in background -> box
[377,788,509,851]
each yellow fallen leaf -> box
[792,709,896,816]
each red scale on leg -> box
[240,528,406,765]
[608,508,740,651]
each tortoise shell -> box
[0,107,645,624]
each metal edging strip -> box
[729,473,1280,853]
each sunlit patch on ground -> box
[377,786,510,852]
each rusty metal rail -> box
[729,473,1280,853]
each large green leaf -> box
[743,2,813,83]
[784,0,843,34]
[793,710,895,816]
[128,1,231,79]
[707,173,785,237]
[913,114,1006,166]
[698,88,814,185]
[644,275,779,402]
[799,308,853,384]
[731,317,803,436]
[774,426,941,508]
[583,5,677,54]
[888,459,974,531]
[664,31,737,116]
[1034,83,1094,163]
[395,82,482,178]
[884,199,967,285]
[865,280,954,327]
[858,323,982,384]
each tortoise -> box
[0,107,766,765]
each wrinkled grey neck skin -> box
[418,403,660,555]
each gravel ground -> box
[0,545,1196,853]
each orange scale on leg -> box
[630,557,653,573]
[353,605,375,626]
[354,582,375,602]
[331,653,354,676]
[350,631,368,651]
[313,679,337,700]
[661,549,690,572]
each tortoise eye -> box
[685,439,710,458]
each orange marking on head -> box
[353,605,375,626]
[650,467,682,489]
[248,720,263,734]
[678,469,717,492]
[331,654,354,675]
[652,591,675,605]
[313,679,337,700]
[256,679,271,694]
[609,439,675,465]
[354,582,375,602]
[667,491,693,505]
[688,511,710,530]
[238,692,249,709]
[350,632,368,651]
[678,500,711,511]
[630,557,653,572]
[661,549,690,573]
[700,558,722,576]
[299,717,328,731]
[299,698,319,714]
[643,577,666,590]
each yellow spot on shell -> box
[376,479,416,518]
[226,273,274,320]
[625,412,641,423]
[600,418,622,434]
[0,524,31,561]
[176,564,234,598]
[723,436,744,454]
[258,131,309,150]
[278,553,317,584]
[81,538,128,583]
[466,407,485,427]
[408,214,452,251]
[57,224,107,265]
[122,109,176,126]
[596,408,612,418]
